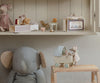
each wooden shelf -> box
[0,31,96,36]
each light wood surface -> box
[51,65,100,83]
[95,72,100,83]
[91,72,95,82]
[52,65,99,72]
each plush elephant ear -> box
[0,51,13,69]
[39,52,46,68]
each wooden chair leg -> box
[51,72,57,83]
[91,72,95,83]
[51,67,57,83]
[95,72,100,83]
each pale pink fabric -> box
[0,4,13,31]
[0,14,10,30]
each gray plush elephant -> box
[0,47,46,83]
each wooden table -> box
[51,65,100,83]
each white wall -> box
[0,35,100,83]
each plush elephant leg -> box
[7,71,16,83]
[35,69,46,83]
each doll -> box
[0,4,13,31]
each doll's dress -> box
[0,14,10,30]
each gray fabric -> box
[14,73,36,83]
[7,71,16,83]
[0,47,46,83]
[7,69,46,83]
[35,69,46,83]
[13,47,40,74]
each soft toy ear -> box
[7,4,12,10]
[0,51,13,69]
[39,52,46,68]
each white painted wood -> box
[95,0,100,31]
[82,0,90,31]
[0,31,96,35]
[25,0,36,23]
[59,0,70,30]
[90,0,95,32]
[37,0,47,23]
[14,0,25,22]
[71,0,82,16]
[48,0,59,23]
[8,0,14,23]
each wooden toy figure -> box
[70,46,80,65]
[0,4,13,31]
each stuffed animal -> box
[0,47,46,83]
[40,20,50,30]
[70,46,80,65]
[0,4,13,31]
[19,15,30,25]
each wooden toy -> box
[54,46,80,67]
[54,55,73,67]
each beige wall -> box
[0,0,100,83]
[0,35,100,83]
[0,0,90,30]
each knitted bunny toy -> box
[0,47,46,83]
[0,4,13,32]
[70,46,80,65]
